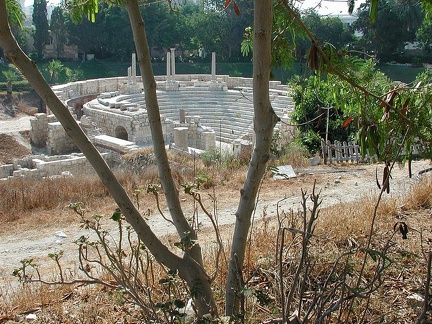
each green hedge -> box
[0,80,33,92]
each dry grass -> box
[1,151,432,322]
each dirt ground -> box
[0,94,36,163]
[1,96,432,323]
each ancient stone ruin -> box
[1,53,295,180]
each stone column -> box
[179,109,186,123]
[174,127,188,149]
[211,52,216,82]
[132,52,136,83]
[166,51,171,82]
[170,48,176,81]
[127,67,131,84]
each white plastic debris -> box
[26,313,37,321]
[55,231,67,239]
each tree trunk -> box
[225,0,279,316]
[6,80,12,100]
[124,0,216,316]
[0,0,216,318]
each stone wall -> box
[47,121,80,155]
[30,113,56,147]
[82,104,174,146]
[0,153,109,180]
[51,75,289,103]
[173,116,216,151]
[30,113,80,155]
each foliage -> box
[44,59,64,84]
[6,0,25,28]
[0,79,31,92]
[352,0,423,62]
[417,14,432,53]
[59,0,254,61]
[1,63,23,94]
[291,46,432,163]
[32,0,50,61]
[2,63,22,82]
[50,6,67,58]
[289,73,356,153]
[200,148,221,166]
[294,10,355,63]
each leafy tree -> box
[45,59,64,84]
[417,15,432,53]
[102,6,134,60]
[293,10,355,62]
[290,74,355,153]
[288,0,432,164]
[352,0,422,62]
[66,9,107,60]
[140,1,178,53]
[179,1,228,56]
[2,63,22,97]
[32,0,50,61]
[50,6,67,58]
[221,0,254,59]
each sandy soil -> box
[0,98,34,163]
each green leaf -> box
[111,208,122,222]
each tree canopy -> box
[32,0,50,60]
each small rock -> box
[309,156,320,166]
[334,179,341,184]
[61,171,73,178]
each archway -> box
[115,126,128,140]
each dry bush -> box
[277,142,310,168]
[0,176,113,230]
[404,174,432,210]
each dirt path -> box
[0,159,430,288]
[0,115,32,134]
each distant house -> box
[43,42,79,60]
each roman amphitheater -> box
[0,53,295,180]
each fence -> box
[321,139,377,164]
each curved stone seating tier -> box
[53,75,294,147]
[88,88,293,143]
[158,88,293,143]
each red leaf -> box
[233,2,240,15]
[224,0,231,8]
[381,88,397,108]
[401,98,410,114]
[342,117,352,128]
